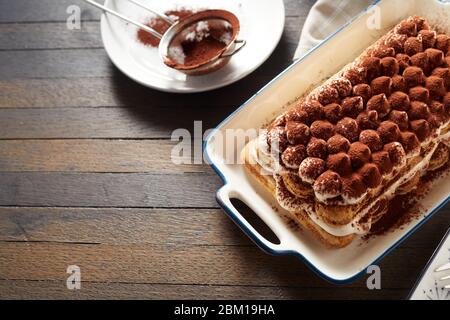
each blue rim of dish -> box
[204,0,450,284]
[408,227,450,299]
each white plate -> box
[100,0,285,93]
[409,228,450,300]
[205,0,450,283]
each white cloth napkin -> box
[294,0,375,60]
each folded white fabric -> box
[294,0,375,60]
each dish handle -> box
[216,184,291,255]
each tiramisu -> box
[242,16,450,248]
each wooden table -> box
[0,0,448,300]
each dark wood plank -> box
[0,49,111,79]
[0,140,207,173]
[0,0,311,23]
[284,0,316,18]
[0,0,100,23]
[0,242,435,289]
[0,37,296,108]
[0,22,102,50]
[0,107,234,138]
[0,280,407,300]
[0,78,126,108]
[0,44,297,80]
[0,76,272,108]
[0,172,221,207]
[0,206,448,248]
[0,17,302,51]
[0,19,302,107]
[0,207,248,245]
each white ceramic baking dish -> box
[205,0,450,283]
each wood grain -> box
[0,17,302,51]
[0,21,300,80]
[0,242,432,289]
[0,206,448,247]
[0,0,312,23]
[0,280,407,300]
[0,107,234,138]
[0,0,100,23]
[0,22,102,50]
[0,76,273,109]
[0,46,296,80]
[0,19,301,108]
[0,172,222,207]
[0,49,111,79]
[0,139,208,173]
[0,207,248,245]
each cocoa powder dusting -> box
[286,215,301,231]
[421,157,450,184]
[181,37,227,67]
[368,193,421,237]
[137,9,195,47]
[364,158,450,240]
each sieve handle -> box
[221,39,247,58]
